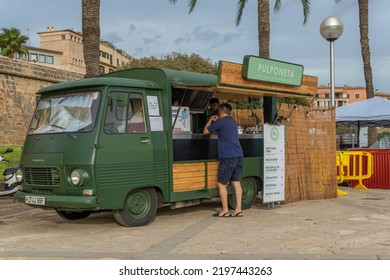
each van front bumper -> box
[14,191,99,210]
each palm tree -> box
[333,0,374,144]
[82,0,101,78]
[358,0,374,99]
[358,0,376,145]
[0,27,29,59]
[236,0,312,121]
[237,0,310,58]
[171,0,310,59]
[170,0,310,122]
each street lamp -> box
[320,17,344,107]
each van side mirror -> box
[2,148,13,156]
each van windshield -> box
[29,91,100,135]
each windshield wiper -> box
[49,124,76,139]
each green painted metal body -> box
[15,68,263,212]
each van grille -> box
[25,167,61,186]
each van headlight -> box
[15,169,23,182]
[70,169,88,186]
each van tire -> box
[56,210,92,220]
[228,177,257,210]
[114,188,158,227]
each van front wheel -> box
[56,210,92,220]
[114,188,158,227]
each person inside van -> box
[199,97,220,133]
[172,99,179,106]
[206,98,220,120]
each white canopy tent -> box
[336,97,390,127]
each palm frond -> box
[273,0,282,12]
[188,0,197,13]
[236,0,247,26]
[168,0,177,4]
[301,0,311,25]
[0,27,29,54]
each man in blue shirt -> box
[203,103,244,217]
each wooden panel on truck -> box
[173,162,206,192]
[175,61,318,100]
[207,161,219,188]
[217,61,318,98]
[173,162,219,192]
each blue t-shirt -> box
[207,116,244,159]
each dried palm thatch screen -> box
[232,105,337,203]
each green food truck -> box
[14,59,316,226]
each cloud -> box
[7,0,387,91]
[191,26,239,49]
[143,36,160,45]
[193,27,222,41]
[128,24,137,33]
[102,32,123,44]
[174,37,187,45]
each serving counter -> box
[173,132,263,161]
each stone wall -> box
[0,56,83,146]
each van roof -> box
[105,68,218,88]
[38,77,161,94]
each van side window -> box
[104,92,147,134]
[127,94,146,133]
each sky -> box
[1,0,390,92]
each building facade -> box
[37,26,130,74]
[315,85,390,108]
[315,85,367,108]
[14,45,63,69]
[374,91,390,101]
[99,41,130,74]
[39,27,85,73]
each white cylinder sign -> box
[263,124,285,203]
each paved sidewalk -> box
[0,187,389,259]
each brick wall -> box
[0,56,83,146]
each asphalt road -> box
[1,187,390,260]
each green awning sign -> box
[242,55,304,86]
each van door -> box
[95,90,154,208]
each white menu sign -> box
[263,124,285,203]
[147,96,160,116]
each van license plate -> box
[25,195,45,206]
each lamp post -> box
[320,17,344,107]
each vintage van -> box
[14,67,264,226]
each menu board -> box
[263,124,285,203]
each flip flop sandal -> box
[231,211,243,217]
[212,212,231,217]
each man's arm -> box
[203,115,218,134]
